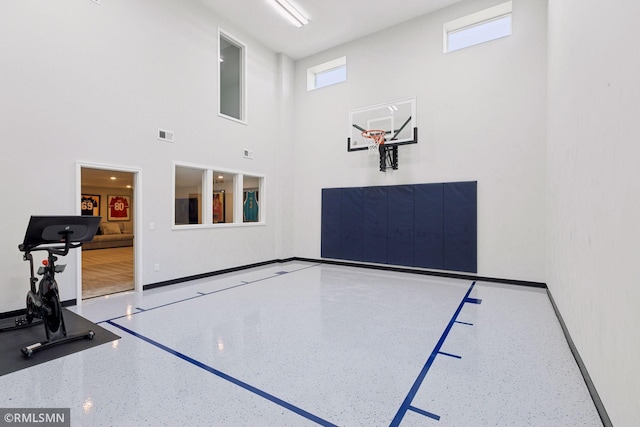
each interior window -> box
[242,175,262,223]
[174,166,204,225]
[213,171,235,224]
[174,163,264,227]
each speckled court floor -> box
[0,261,602,426]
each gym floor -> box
[0,261,602,426]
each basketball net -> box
[361,129,386,155]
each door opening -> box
[80,167,135,299]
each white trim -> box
[236,174,244,225]
[218,28,248,125]
[443,1,512,53]
[76,162,143,304]
[307,56,347,91]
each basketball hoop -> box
[361,129,386,155]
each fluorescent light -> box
[272,0,309,28]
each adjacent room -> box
[80,168,135,299]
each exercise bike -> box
[0,216,101,357]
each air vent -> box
[243,149,254,159]
[158,129,174,143]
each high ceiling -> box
[197,0,463,60]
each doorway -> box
[80,167,136,299]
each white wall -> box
[0,0,290,312]
[547,0,640,424]
[292,0,548,282]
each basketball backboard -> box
[347,97,417,151]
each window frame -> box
[218,29,247,124]
[307,56,347,91]
[173,161,265,229]
[443,1,512,53]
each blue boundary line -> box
[455,320,473,326]
[408,405,440,421]
[389,281,477,426]
[107,320,338,427]
[96,263,321,325]
[438,351,461,359]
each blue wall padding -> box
[340,187,364,261]
[443,181,477,273]
[363,186,388,264]
[321,181,477,273]
[414,183,444,269]
[387,185,415,266]
[321,188,342,259]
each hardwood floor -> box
[82,246,134,299]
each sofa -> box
[83,221,134,250]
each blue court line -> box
[389,281,477,427]
[438,351,461,359]
[455,320,473,326]
[408,405,440,421]
[107,320,338,427]
[97,263,322,324]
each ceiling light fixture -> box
[271,0,309,28]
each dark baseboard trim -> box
[61,298,77,308]
[546,289,612,427]
[0,298,76,320]
[293,257,547,289]
[0,307,26,320]
[143,259,293,291]
[143,256,546,292]
[2,258,544,317]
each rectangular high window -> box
[307,56,346,91]
[219,30,246,123]
[444,1,512,53]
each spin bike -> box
[0,216,101,357]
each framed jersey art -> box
[243,190,259,222]
[107,195,130,221]
[81,194,100,216]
